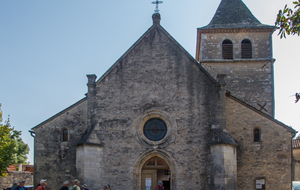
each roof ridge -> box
[96,24,156,84]
[32,97,87,129]
[95,23,218,85]
[156,25,218,84]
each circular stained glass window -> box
[143,118,167,141]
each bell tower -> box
[196,0,276,116]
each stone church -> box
[32,0,296,189]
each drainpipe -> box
[28,130,36,187]
[292,131,297,189]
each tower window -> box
[253,128,260,142]
[222,39,233,59]
[63,129,68,142]
[241,39,252,59]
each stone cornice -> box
[201,58,276,63]
[197,28,275,34]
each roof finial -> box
[152,0,163,13]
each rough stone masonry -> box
[32,0,296,190]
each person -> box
[69,180,74,190]
[103,184,110,190]
[155,181,164,190]
[6,182,18,190]
[11,180,28,190]
[60,181,69,190]
[69,179,80,190]
[81,184,89,190]
[36,179,47,190]
[12,182,18,188]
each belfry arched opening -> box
[141,157,170,190]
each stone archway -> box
[141,157,170,190]
[133,150,177,190]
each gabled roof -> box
[199,0,275,30]
[32,14,218,132]
[32,97,87,129]
[226,92,296,134]
[96,13,217,85]
[76,14,219,145]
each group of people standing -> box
[8,179,47,190]
[8,178,164,190]
[59,179,110,190]
[7,179,110,190]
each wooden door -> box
[141,169,157,190]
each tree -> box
[0,104,29,177]
[13,130,30,165]
[275,0,300,38]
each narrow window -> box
[222,39,233,59]
[241,39,252,58]
[63,129,68,142]
[253,128,260,142]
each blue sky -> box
[1,0,300,164]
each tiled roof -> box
[293,139,300,149]
[199,0,274,30]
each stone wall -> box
[198,31,274,117]
[76,145,103,186]
[293,148,300,181]
[33,99,88,190]
[201,60,273,116]
[226,96,293,190]
[199,31,272,60]
[210,145,237,190]
[33,23,223,190]
[32,15,294,190]
[0,171,33,189]
[80,24,221,190]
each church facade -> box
[32,0,296,190]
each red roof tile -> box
[293,139,300,149]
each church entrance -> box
[141,157,171,190]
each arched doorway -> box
[141,157,170,190]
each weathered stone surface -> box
[33,23,223,190]
[293,146,300,181]
[210,145,237,190]
[0,171,33,189]
[226,96,293,190]
[79,24,221,190]
[33,99,88,190]
[198,31,274,117]
[32,1,295,190]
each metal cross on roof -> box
[152,0,163,13]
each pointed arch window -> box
[62,129,68,142]
[241,39,252,59]
[253,128,260,142]
[222,39,233,59]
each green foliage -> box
[0,104,29,177]
[275,0,300,38]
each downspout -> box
[28,130,36,187]
[292,131,297,189]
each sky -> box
[0,0,300,164]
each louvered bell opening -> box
[222,40,233,59]
[241,39,252,59]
